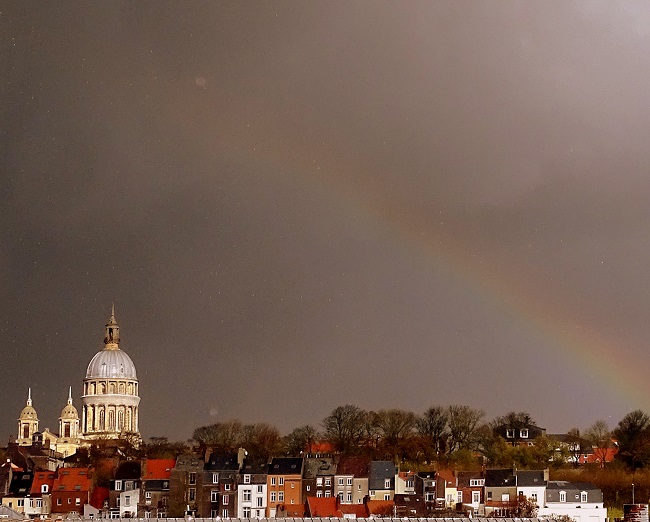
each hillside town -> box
[0,310,642,521]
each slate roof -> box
[115,461,141,480]
[239,457,268,475]
[368,461,396,489]
[205,453,239,471]
[8,472,33,496]
[303,457,336,479]
[268,457,303,475]
[336,456,370,478]
[515,470,546,487]
[485,468,516,487]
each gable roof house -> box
[302,457,336,503]
[515,469,547,509]
[201,453,241,519]
[50,467,93,515]
[236,457,268,519]
[168,453,204,517]
[0,472,33,515]
[368,461,397,501]
[334,456,369,505]
[538,481,605,522]
[456,470,484,512]
[27,470,55,518]
[494,422,546,446]
[138,458,175,518]
[484,468,517,517]
[413,471,437,512]
[266,457,304,518]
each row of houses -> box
[0,447,606,522]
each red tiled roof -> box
[309,441,335,453]
[143,459,176,480]
[340,503,369,518]
[307,497,339,517]
[366,500,394,516]
[52,467,93,493]
[437,468,456,485]
[30,471,55,495]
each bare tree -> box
[417,406,448,457]
[323,404,368,454]
[585,420,611,468]
[283,425,319,456]
[447,405,485,452]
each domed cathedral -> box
[17,388,39,445]
[81,306,141,441]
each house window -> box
[189,473,196,485]
[338,478,344,486]
[425,492,435,502]
[115,480,122,491]
[257,497,263,507]
[278,477,284,486]
[532,493,537,501]
[243,507,251,518]
[146,492,152,499]
[211,490,219,502]
[271,477,276,486]
[278,491,284,502]
[17,500,24,507]
[470,479,485,487]
[257,485,263,493]
[222,495,229,505]
[370,490,375,496]
[317,491,323,498]
[384,479,391,488]
[457,491,463,503]
[36,499,42,508]
[306,485,310,491]
[347,478,353,486]
[270,492,276,503]
[407,479,414,488]
[520,429,529,438]
[76,498,81,506]
[487,492,492,500]
[325,491,331,498]
[244,475,251,484]
[560,491,566,502]
[189,488,196,501]
[581,492,588,503]
[224,484,231,491]
[384,494,390,501]
[125,496,131,507]
[222,509,228,518]
[291,483,295,489]
[42,484,49,493]
[472,491,480,504]
[291,499,295,504]
[325,478,331,486]
[213,473,219,484]
[506,429,515,438]
[316,478,323,486]
[347,493,352,502]
[244,491,251,502]
[211,510,219,518]
[358,484,361,490]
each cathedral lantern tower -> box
[81,306,140,440]
[17,388,39,445]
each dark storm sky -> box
[3,2,650,442]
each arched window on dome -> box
[126,408,132,431]
[118,409,124,431]
[109,382,115,394]
[119,383,125,394]
[64,423,71,438]
[101,362,107,376]
[99,409,105,430]
[99,382,106,394]
[89,383,95,395]
[23,424,29,439]
[108,410,115,431]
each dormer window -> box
[581,491,588,503]
[560,491,566,502]
[384,479,391,489]
[520,429,529,438]
[41,484,49,493]
[115,480,122,491]
[506,429,515,438]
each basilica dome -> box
[85,348,138,380]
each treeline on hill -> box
[63,405,650,508]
